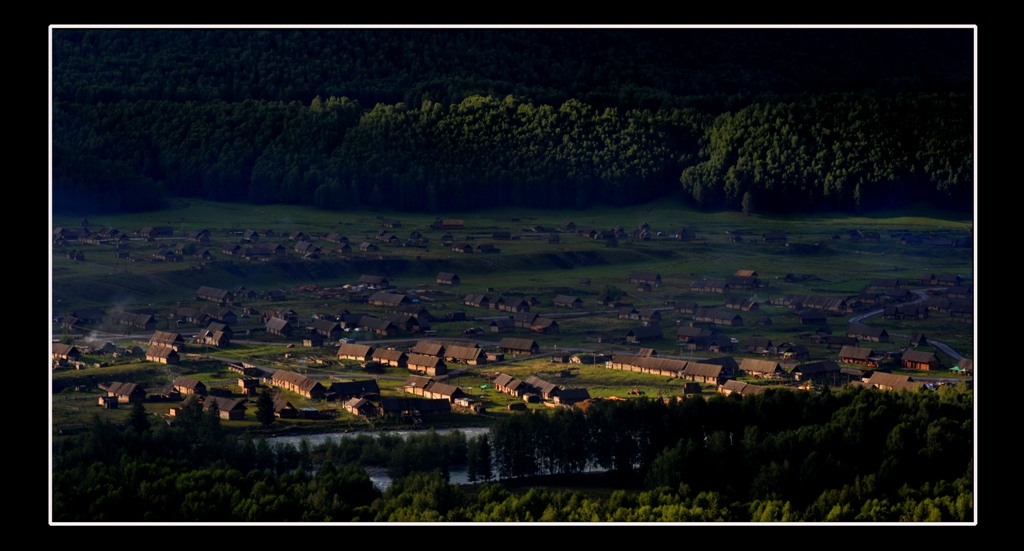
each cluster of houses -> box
[492,373,591,406]
[52,341,147,369]
[601,344,964,397]
[55,216,972,426]
[49,217,449,265]
[90,353,483,421]
[334,337,541,376]
[50,216,770,279]
[57,218,971,353]
[56,256,972,393]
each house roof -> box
[359,316,396,331]
[499,337,538,351]
[338,343,374,358]
[52,343,79,356]
[446,345,484,361]
[464,293,490,305]
[502,297,531,308]
[173,376,204,389]
[514,311,540,323]
[344,397,372,410]
[273,397,296,412]
[146,345,178,359]
[739,358,782,374]
[524,375,559,395]
[776,343,809,355]
[204,396,246,413]
[370,291,408,306]
[490,318,515,329]
[424,382,463,397]
[372,348,408,362]
[902,350,939,363]
[682,362,724,379]
[266,317,292,331]
[849,325,888,338]
[839,346,874,360]
[693,307,742,323]
[106,381,145,397]
[791,360,840,375]
[405,375,436,388]
[382,312,418,325]
[407,353,445,368]
[534,318,559,329]
[272,370,324,393]
[494,373,517,387]
[311,319,342,332]
[615,356,688,374]
[196,286,232,300]
[206,320,232,332]
[721,380,767,395]
[720,379,747,392]
[867,371,920,391]
[150,331,184,345]
[410,341,446,356]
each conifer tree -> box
[127,399,150,433]
[478,434,493,482]
[255,388,276,426]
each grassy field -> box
[51,197,974,436]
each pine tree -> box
[255,388,276,426]
[466,437,480,483]
[127,399,150,433]
[478,434,493,482]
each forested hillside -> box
[51,27,973,215]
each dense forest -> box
[50,27,974,215]
[52,384,973,522]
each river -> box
[267,427,492,491]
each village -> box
[51,207,974,432]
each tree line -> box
[52,92,971,215]
[52,383,973,522]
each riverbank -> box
[232,411,500,440]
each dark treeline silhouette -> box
[53,383,973,522]
[51,28,973,215]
